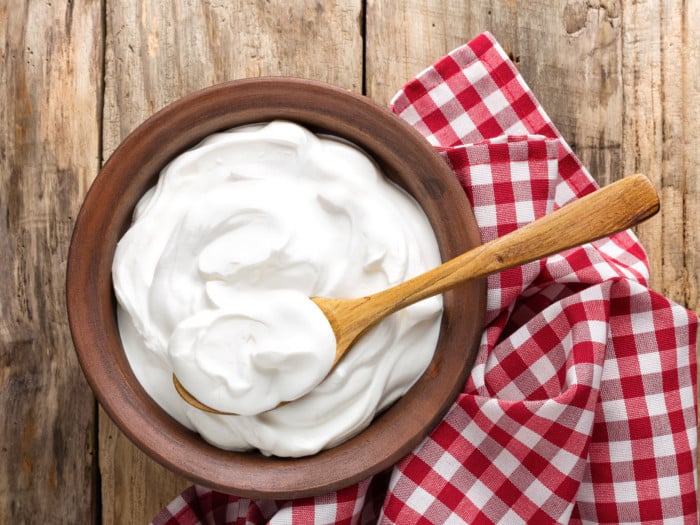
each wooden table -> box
[2,1,697,523]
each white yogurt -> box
[169,289,336,415]
[113,121,443,457]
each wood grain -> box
[366,0,624,186]
[98,406,189,525]
[0,1,102,523]
[621,0,699,311]
[100,1,363,523]
[103,0,363,159]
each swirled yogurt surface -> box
[113,120,443,457]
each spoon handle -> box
[364,174,659,319]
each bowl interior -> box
[67,77,485,499]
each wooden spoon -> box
[174,173,659,415]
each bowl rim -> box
[66,76,485,499]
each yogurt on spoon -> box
[169,289,336,415]
[113,120,443,457]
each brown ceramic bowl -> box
[66,77,485,499]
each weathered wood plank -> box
[621,0,699,311]
[101,1,363,523]
[0,1,102,523]
[98,406,189,525]
[366,0,624,187]
[103,0,363,159]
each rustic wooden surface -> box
[1,1,697,523]
[0,1,102,523]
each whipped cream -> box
[113,121,443,457]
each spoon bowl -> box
[175,173,660,415]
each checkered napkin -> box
[152,32,698,524]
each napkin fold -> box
[152,32,697,524]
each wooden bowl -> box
[66,77,485,499]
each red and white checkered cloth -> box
[152,32,698,524]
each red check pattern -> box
[152,32,697,524]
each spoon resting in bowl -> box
[173,173,659,415]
